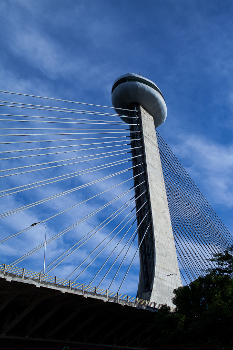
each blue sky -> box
[0,0,232,296]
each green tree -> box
[173,273,233,318]
[148,248,233,348]
[210,245,233,276]
[170,248,233,348]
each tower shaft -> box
[131,106,182,307]
[111,73,182,307]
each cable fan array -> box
[0,90,149,296]
[158,133,233,284]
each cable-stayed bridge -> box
[0,75,232,349]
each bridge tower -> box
[112,73,182,307]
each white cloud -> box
[172,133,233,208]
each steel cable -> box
[67,193,148,281]
[0,147,138,173]
[0,157,136,198]
[45,180,146,272]
[94,210,150,289]
[0,135,132,145]
[116,222,151,293]
[0,165,144,244]
[0,151,143,180]
[0,131,139,137]
[10,175,144,266]
[0,115,135,125]
[49,199,138,275]
[0,142,131,161]
[0,99,137,119]
[0,138,139,155]
[0,89,135,112]
[0,157,143,220]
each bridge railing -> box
[0,264,159,310]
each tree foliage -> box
[169,246,233,348]
[146,247,233,349]
[173,273,233,318]
[210,245,233,276]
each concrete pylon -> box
[111,73,182,307]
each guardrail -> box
[0,264,159,310]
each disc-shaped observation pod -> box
[111,73,167,128]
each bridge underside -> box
[0,276,159,350]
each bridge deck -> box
[0,271,158,349]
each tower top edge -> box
[111,73,164,100]
[111,73,167,127]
